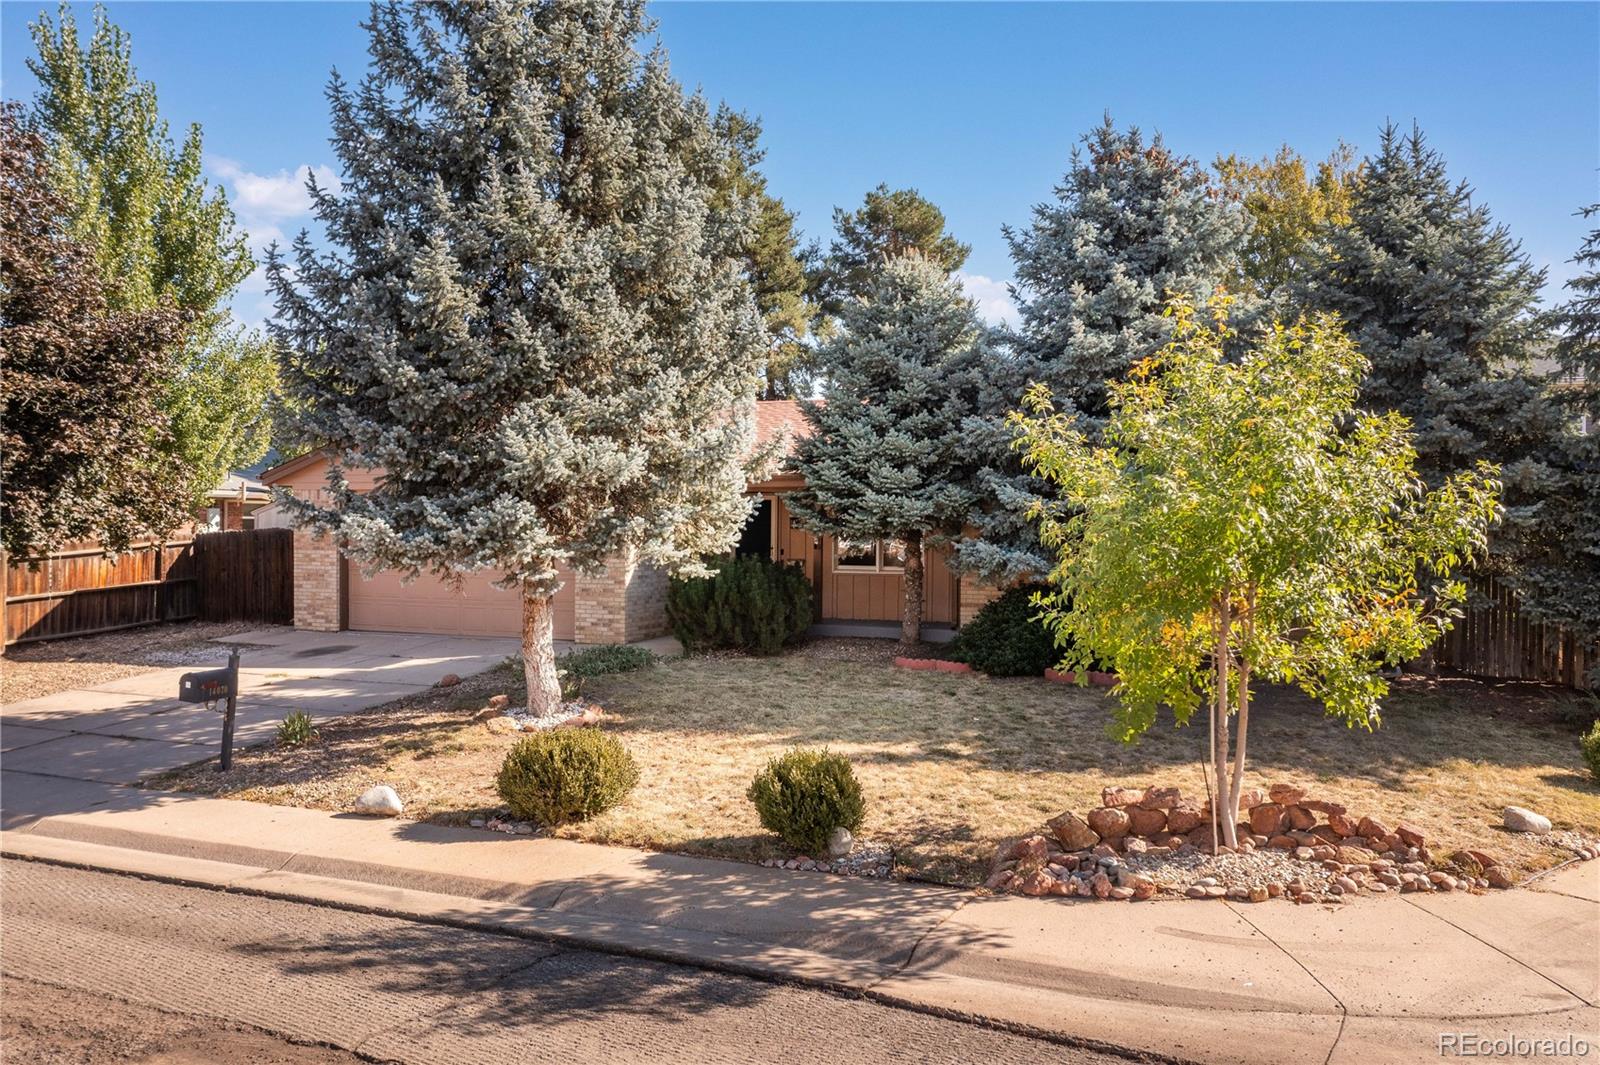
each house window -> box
[833,538,905,573]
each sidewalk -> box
[3,629,1597,1064]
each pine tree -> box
[27,3,276,513]
[786,254,995,644]
[269,0,766,713]
[1515,207,1600,644]
[816,184,971,315]
[1,105,191,557]
[710,107,819,399]
[1298,125,1569,612]
[956,117,1249,580]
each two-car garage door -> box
[346,562,576,640]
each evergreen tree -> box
[1298,125,1569,609]
[270,0,766,713]
[1515,207,1600,643]
[787,254,994,644]
[816,184,970,314]
[957,117,1249,580]
[27,3,276,513]
[711,106,819,399]
[1,105,191,557]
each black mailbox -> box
[179,667,235,703]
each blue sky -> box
[3,1,1596,327]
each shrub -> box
[557,644,655,699]
[668,556,813,655]
[947,583,1061,676]
[496,729,639,824]
[746,747,866,854]
[276,710,317,747]
[1582,720,1600,784]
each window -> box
[833,538,906,573]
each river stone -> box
[355,785,404,816]
[827,826,854,858]
[1503,806,1551,834]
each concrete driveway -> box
[1,628,524,786]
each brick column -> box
[292,529,343,631]
[573,551,671,645]
[958,573,1004,627]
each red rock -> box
[1090,871,1112,899]
[1326,812,1358,837]
[1131,876,1158,900]
[1357,816,1391,839]
[1009,835,1051,864]
[1283,805,1316,831]
[1465,849,1498,868]
[983,867,1014,890]
[1268,783,1307,806]
[1310,825,1342,845]
[1140,786,1182,810]
[1337,844,1379,864]
[1301,799,1348,816]
[1395,822,1426,848]
[1249,803,1284,836]
[1127,806,1167,836]
[1047,811,1100,851]
[1166,802,1204,835]
[1485,866,1515,889]
[1101,787,1144,808]
[1268,834,1297,850]
[1086,806,1131,839]
[1014,870,1055,896]
[1236,787,1266,811]
[435,673,461,687]
[1248,885,1269,903]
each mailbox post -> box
[178,648,241,770]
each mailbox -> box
[179,648,242,770]
[179,667,235,704]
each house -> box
[203,471,273,531]
[263,400,999,643]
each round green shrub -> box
[947,583,1061,677]
[746,747,865,854]
[495,729,639,824]
[1582,719,1600,785]
[667,556,813,656]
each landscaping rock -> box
[1086,806,1131,840]
[1395,822,1426,848]
[1485,866,1515,889]
[1357,815,1391,839]
[827,826,854,858]
[354,785,403,816]
[483,715,519,735]
[1101,786,1144,808]
[1009,835,1051,865]
[1503,806,1552,834]
[1268,783,1307,806]
[1249,803,1284,836]
[1047,811,1100,851]
[1326,812,1357,837]
[1283,805,1316,831]
[1126,806,1167,837]
[1140,786,1182,810]
[1166,802,1204,835]
[486,694,510,710]
[435,673,461,688]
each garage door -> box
[346,563,575,640]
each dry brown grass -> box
[1,621,276,704]
[152,646,1600,885]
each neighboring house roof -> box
[208,471,272,504]
[754,398,812,458]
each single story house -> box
[204,471,273,531]
[262,400,999,643]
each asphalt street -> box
[0,859,1136,1065]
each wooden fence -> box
[3,528,292,646]
[1433,575,1597,689]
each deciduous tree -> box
[1,105,190,557]
[269,0,766,714]
[1014,301,1499,848]
[1214,143,1360,300]
[27,3,275,513]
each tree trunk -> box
[521,584,562,716]
[900,532,924,646]
[1228,660,1250,829]
[1212,600,1237,850]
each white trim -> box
[832,537,906,574]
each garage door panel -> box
[347,564,574,640]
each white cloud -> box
[211,157,340,222]
[958,272,1018,329]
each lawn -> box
[150,641,1600,885]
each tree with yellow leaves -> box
[1012,300,1499,850]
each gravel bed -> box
[761,839,896,879]
[502,701,590,731]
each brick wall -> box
[292,529,343,631]
[958,573,1004,627]
[573,551,672,645]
